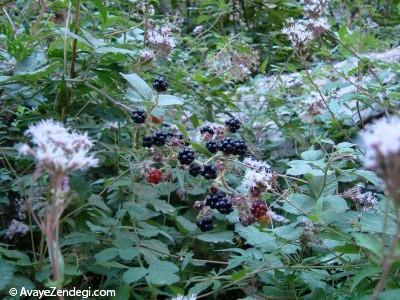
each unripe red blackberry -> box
[201,164,218,180]
[225,118,241,133]
[251,200,268,218]
[206,141,219,154]
[188,163,202,177]
[153,76,168,92]
[196,217,213,232]
[178,148,195,165]
[131,109,147,124]
[146,169,163,184]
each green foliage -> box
[0,0,400,299]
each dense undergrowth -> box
[1,0,400,299]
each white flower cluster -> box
[360,117,400,167]
[139,48,155,62]
[282,0,330,50]
[241,158,274,190]
[147,24,176,56]
[301,0,329,17]
[282,17,330,50]
[243,157,271,172]
[343,184,378,212]
[208,44,259,81]
[18,119,98,174]
[6,219,29,239]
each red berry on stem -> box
[146,169,163,184]
[251,200,268,218]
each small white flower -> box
[268,210,289,223]
[193,25,204,34]
[243,157,271,172]
[171,295,197,300]
[360,117,400,167]
[139,48,155,61]
[6,219,29,239]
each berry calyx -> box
[152,131,168,146]
[189,163,202,177]
[201,164,218,180]
[258,214,272,226]
[153,76,168,92]
[206,141,219,154]
[197,217,213,232]
[225,118,241,133]
[251,200,268,218]
[131,109,147,124]
[142,136,153,148]
[200,125,214,136]
[146,169,163,184]
[178,148,195,165]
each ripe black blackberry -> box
[197,218,213,232]
[201,164,218,180]
[232,139,247,155]
[152,131,168,146]
[142,136,153,148]
[206,141,219,154]
[215,197,233,214]
[200,125,214,136]
[178,148,195,165]
[225,118,241,133]
[220,138,247,155]
[131,109,147,124]
[189,163,202,177]
[219,138,235,155]
[153,76,168,92]
[205,190,226,209]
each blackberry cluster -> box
[152,131,168,146]
[251,200,268,218]
[189,163,202,177]
[201,164,217,180]
[178,148,195,165]
[131,109,147,124]
[206,141,219,154]
[200,125,214,136]
[225,118,241,133]
[197,218,213,232]
[205,190,233,214]
[153,76,168,92]
[142,136,153,148]
[219,138,247,155]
